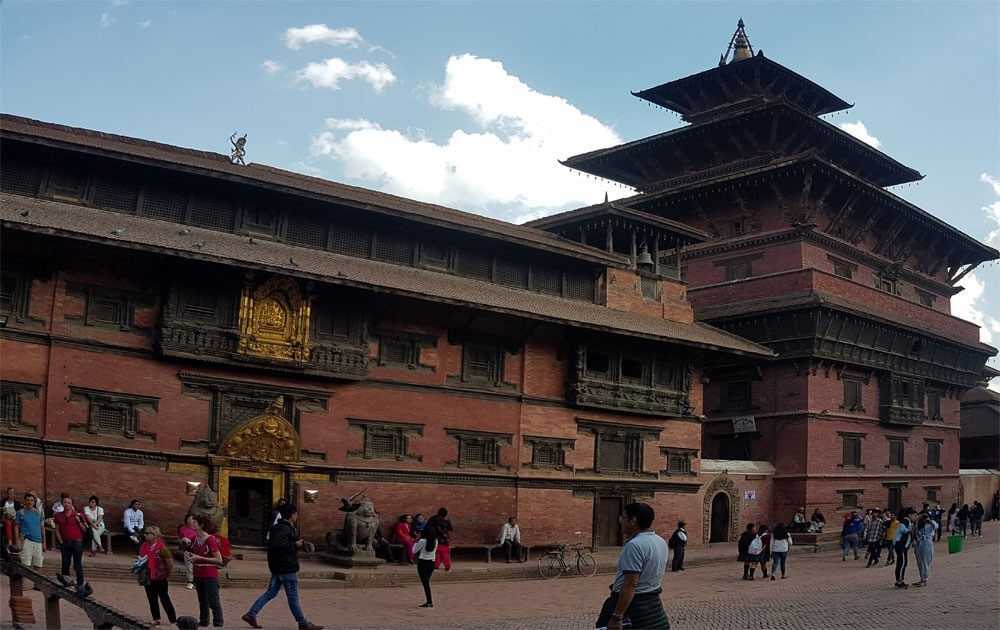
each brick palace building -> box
[0,112,773,549]
[532,22,999,540]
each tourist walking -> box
[185,514,224,628]
[411,513,427,538]
[412,528,438,608]
[931,504,944,542]
[139,526,177,626]
[946,503,958,534]
[957,504,970,536]
[498,516,523,563]
[842,511,863,561]
[242,503,323,630]
[83,496,106,556]
[668,521,687,572]
[16,493,44,567]
[738,524,756,580]
[912,515,938,587]
[393,514,414,563]
[883,511,898,566]
[124,499,145,545]
[593,503,669,630]
[893,516,912,589]
[864,509,887,567]
[53,496,92,598]
[427,507,453,571]
[756,525,771,578]
[177,513,197,590]
[769,524,791,580]
[971,501,985,536]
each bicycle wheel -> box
[538,553,563,579]
[577,552,598,577]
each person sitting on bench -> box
[498,516,523,563]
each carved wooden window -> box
[0,157,43,196]
[141,186,187,222]
[725,259,752,281]
[595,433,642,473]
[533,442,561,467]
[419,242,450,270]
[68,285,140,331]
[564,271,595,301]
[653,359,683,391]
[0,271,31,322]
[179,287,226,324]
[378,336,419,368]
[723,381,751,411]
[495,260,528,289]
[462,342,502,385]
[832,259,854,279]
[662,448,697,474]
[620,357,644,384]
[926,440,942,468]
[585,351,611,378]
[640,276,660,300]
[329,225,372,257]
[92,402,132,435]
[456,250,492,280]
[374,233,414,265]
[447,429,510,469]
[69,386,158,440]
[925,486,940,502]
[916,289,936,308]
[887,486,903,513]
[839,491,860,508]
[926,392,942,420]
[873,272,898,295]
[91,177,138,214]
[188,194,235,231]
[286,216,328,249]
[241,206,278,236]
[0,381,40,431]
[888,439,905,467]
[531,267,562,296]
[842,435,862,467]
[843,379,863,411]
[349,420,422,461]
[46,162,88,202]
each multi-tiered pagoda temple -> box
[533,20,999,535]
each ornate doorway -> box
[710,493,731,543]
[227,477,273,546]
[596,496,623,548]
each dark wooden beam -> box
[949,261,980,286]
[797,170,814,221]
[715,74,735,101]
[928,243,955,277]
[803,180,835,224]
[826,192,858,237]
[875,214,907,257]
[849,201,882,244]
[768,115,780,147]
[693,203,721,238]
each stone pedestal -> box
[321,546,385,568]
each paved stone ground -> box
[4,523,998,629]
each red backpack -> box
[217,535,233,566]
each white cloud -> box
[953,272,1000,344]
[285,24,363,50]
[138,19,152,29]
[261,60,283,75]
[309,54,625,219]
[296,58,396,92]
[981,173,1000,245]
[99,12,116,28]
[839,121,881,149]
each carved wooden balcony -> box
[879,404,926,427]
[569,379,694,418]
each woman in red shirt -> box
[393,514,414,563]
[139,526,177,626]
[185,515,224,628]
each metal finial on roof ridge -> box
[720,18,755,65]
[604,191,609,204]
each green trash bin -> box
[948,535,964,554]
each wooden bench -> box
[450,543,530,564]
[44,525,123,554]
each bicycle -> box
[538,541,598,579]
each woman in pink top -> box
[139,526,177,626]
[177,514,197,590]
[184,515,224,628]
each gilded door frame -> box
[218,468,286,539]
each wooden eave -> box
[562,101,921,189]
[631,55,851,119]
[525,202,709,244]
[0,115,627,269]
[626,154,998,266]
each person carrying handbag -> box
[53,496,93,598]
[139,526,177,626]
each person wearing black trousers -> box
[411,529,438,608]
[893,517,912,589]
[668,521,687,572]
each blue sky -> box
[4,2,999,375]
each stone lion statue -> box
[337,496,380,552]
[189,484,226,533]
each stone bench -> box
[44,525,124,554]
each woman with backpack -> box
[139,526,177,626]
[756,525,771,579]
[769,524,792,580]
[411,528,438,608]
[738,523,758,581]
[668,521,688,572]
[185,514,224,627]
[892,516,912,589]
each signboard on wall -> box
[732,416,757,434]
[744,490,757,501]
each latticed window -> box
[47,164,88,201]
[531,267,562,295]
[495,260,528,288]
[842,435,862,467]
[456,250,492,280]
[926,441,941,468]
[368,432,397,458]
[219,396,273,439]
[598,436,629,471]
[462,343,501,384]
[188,194,235,230]
[141,187,187,222]
[0,158,43,196]
[840,492,860,508]
[462,440,487,465]
[640,276,660,300]
[1,390,22,427]
[313,306,352,341]
[329,225,372,257]
[564,272,595,301]
[91,177,138,213]
[419,242,450,269]
[889,439,905,467]
[92,403,128,433]
[664,449,695,474]
[374,233,414,264]
[448,429,509,468]
[379,336,418,367]
[926,487,940,502]
[531,442,565,468]
[843,380,862,411]
[91,297,127,327]
[654,359,683,390]
[242,207,277,234]
[287,216,328,249]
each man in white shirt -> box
[498,516,523,563]
[123,499,144,544]
[668,520,688,572]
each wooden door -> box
[227,477,273,546]
[710,492,731,543]
[596,497,623,548]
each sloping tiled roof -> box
[524,200,709,243]
[1,193,774,358]
[0,114,626,268]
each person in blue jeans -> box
[242,504,323,630]
[841,511,863,561]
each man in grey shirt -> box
[597,502,669,630]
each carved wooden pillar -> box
[653,235,660,275]
[630,229,638,269]
[45,595,61,630]
[605,221,614,253]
